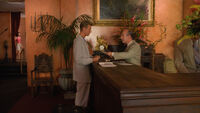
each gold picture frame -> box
[93,0,155,26]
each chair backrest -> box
[140,45,154,68]
[141,45,155,56]
[34,53,53,73]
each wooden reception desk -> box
[91,63,200,113]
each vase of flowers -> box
[95,35,108,51]
[176,5,200,44]
[122,11,167,49]
[121,11,148,45]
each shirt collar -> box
[127,40,134,47]
[78,34,88,44]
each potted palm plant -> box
[32,14,93,92]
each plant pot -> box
[58,69,75,91]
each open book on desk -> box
[98,62,117,67]
[112,60,133,66]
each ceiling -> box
[0,0,24,12]
[0,0,24,2]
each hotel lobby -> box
[0,0,200,113]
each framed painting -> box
[93,0,155,26]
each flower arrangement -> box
[122,12,148,41]
[122,11,167,48]
[95,35,108,51]
[176,5,200,44]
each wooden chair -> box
[141,45,155,70]
[31,53,54,97]
[141,45,165,73]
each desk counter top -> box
[91,63,200,113]
[93,63,200,91]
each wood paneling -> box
[0,13,12,60]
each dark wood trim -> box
[91,63,200,113]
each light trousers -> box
[75,82,91,107]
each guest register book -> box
[98,62,117,67]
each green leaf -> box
[176,24,182,30]
[195,11,199,15]
[183,24,188,28]
[188,22,192,25]
[186,16,190,19]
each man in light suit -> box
[73,21,100,113]
[174,37,200,73]
[106,29,141,66]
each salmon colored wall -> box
[61,0,76,25]
[25,0,61,86]
[61,0,183,59]
[0,13,12,60]
[146,0,183,58]
[26,0,184,86]
[184,0,195,17]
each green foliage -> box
[32,14,93,68]
[121,11,167,48]
[95,36,108,51]
[176,5,200,36]
[122,10,147,40]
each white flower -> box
[99,45,104,51]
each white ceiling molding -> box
[0,1,24,12]
[0,0,24,2]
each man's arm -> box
[74,39,100,65]
[113,45,141,60]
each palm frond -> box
[35,15,67,34]
[70,14,93,33]
[33,14,93,68]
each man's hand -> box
[106,52,112,57]
[93,56,100,62]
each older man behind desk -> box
[106,29,141,66]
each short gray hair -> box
[125,29,135,40]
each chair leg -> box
[35,85,39,96]
[32,84,39,97]
[31,85,35,97]
[50,84,54,96]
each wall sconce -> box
[30,12,48,32]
